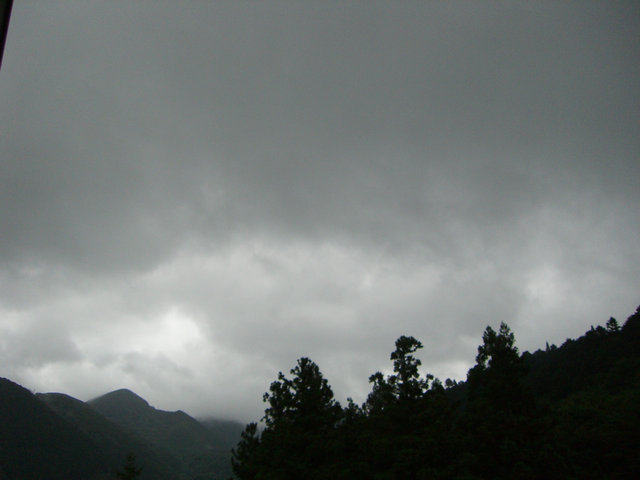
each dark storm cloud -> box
[0,1,638,420]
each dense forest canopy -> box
[232,306,640,479]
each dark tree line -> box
[231,306,640,479]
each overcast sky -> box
[0,1,638,422]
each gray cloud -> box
[1,1,638,421]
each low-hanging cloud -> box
[0,1,638,421]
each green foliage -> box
[365,335,433,414]
[262,357,342,430]
[547,388,640,479]
[230,423,261,480]
[467,322,530,412]
[232,357,344,479]
[364,371,396,414]
[232,305,640,480]
[390,335,427,401]
[606,316,620,332]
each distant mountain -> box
[0,378,108,480]
[0,380,240,480]
[199,418,244,451]
[89,389,235,480]
[87,389,151,419]
[37,392,179,480]
[3,307,639,480]
[89,389,219,456]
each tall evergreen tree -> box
[606,316,620,333]
[232,357,342,479]
[467,322,529,410]
[230,423,261,480]
[391,336,428,402]
[263,357,342,430]
[365,335,429,413]
[464,323,538,479]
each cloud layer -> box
[1,1,638,421]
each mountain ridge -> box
[0,381,240,480]
[88,388,239,479]
[37,391,179,480]
[0,378,109,480]
[2,306,638,479]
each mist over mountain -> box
[88,388,241,479]
[88,388,242,455]
[199,418,245,451]
[37,392,179,480]
[88,389,152,419]
[1,305,638,479]
[0,382,241,480]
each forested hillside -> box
[88,389,238,480]
[0,379,108,480]
[0,385,241,480]
[232,306,640,479]
[1,306,638,479]
[37,392,179,480]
